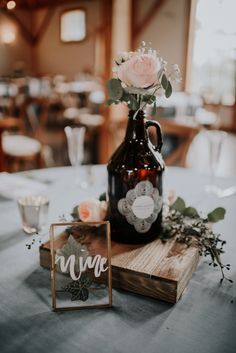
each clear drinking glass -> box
[17,196,49,234]
[64,126,87,187]
[205,130,227,195]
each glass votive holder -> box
[17,196,49,234]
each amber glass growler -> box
[107,110,165,244]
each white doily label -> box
[117,180,162,233]
[131,195,154,219]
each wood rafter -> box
[0,8,33,44]
[0,7,55,45]
[0,0,80,9]
[131,0,138,49]
[1,5,105,46]
[132,0,166,47]
[32,8,55,44]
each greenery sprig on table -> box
[71,194,232,284]
[161,197,232,283]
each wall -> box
[32,0,102,79]
[0,10,32,76]
[134,0,190,90]
[0,0,189,82]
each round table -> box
[0,166,236,353]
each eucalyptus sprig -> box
[106,76,171,112]
[161,197,232,283]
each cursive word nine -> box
[56,254,108,281]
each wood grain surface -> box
[40,231,199,303]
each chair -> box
[185,129,236,177]
[0,117,43,172]
[107,114,201,167]
[23,98,56,168]
[156,118,200,166]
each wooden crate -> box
[40,232,199,304]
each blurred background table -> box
[0,165,235,353]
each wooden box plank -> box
[40,231,199,303]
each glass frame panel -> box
[50,221,112,311]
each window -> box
[60,9,86,43]
[188,0,236,105]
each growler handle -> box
[145,120,163,152]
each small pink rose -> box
[78,199,108,222]
[117,53,161,88]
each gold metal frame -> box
[50,221,112,311]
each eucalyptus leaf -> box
[161,74,168,90]
[142,95,156,104]
[170,197,186,213]
[121,90,130,102]
[56,235,89,274]
[105,99,115,106]
[165,81,172,98]
[99,192,106,201]
[107,79,123,100]
[128,95,139,111]
[71,205,80,220]
[162,199,231,283]
[207,207,226,223]
[183,207,199,218]
[153,101,157,115]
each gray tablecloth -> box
[0,166,236,353]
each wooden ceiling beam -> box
[0,6,55,46]
[0,8,34,44]
[131,0,138,50]
[32,7,55,45]
[4,0,83,10]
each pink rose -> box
[78,199,108,222]
[167,190,177,206]
[117,54,161,88]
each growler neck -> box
[124,110,148,141]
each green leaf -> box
[207,207,226,223]
[142,95,156,104]
[153,100,157,115]
[99,192,106,201]
[165,81,172,98]
[170,197,186,213]
[121,90,130,102]
[191,227,201,235]
[128,95,139,111]
[105,98,115,106]
[71,205,80,220]
[161,74,168,90]
[183,207,199,218]
[107,79,123,100]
